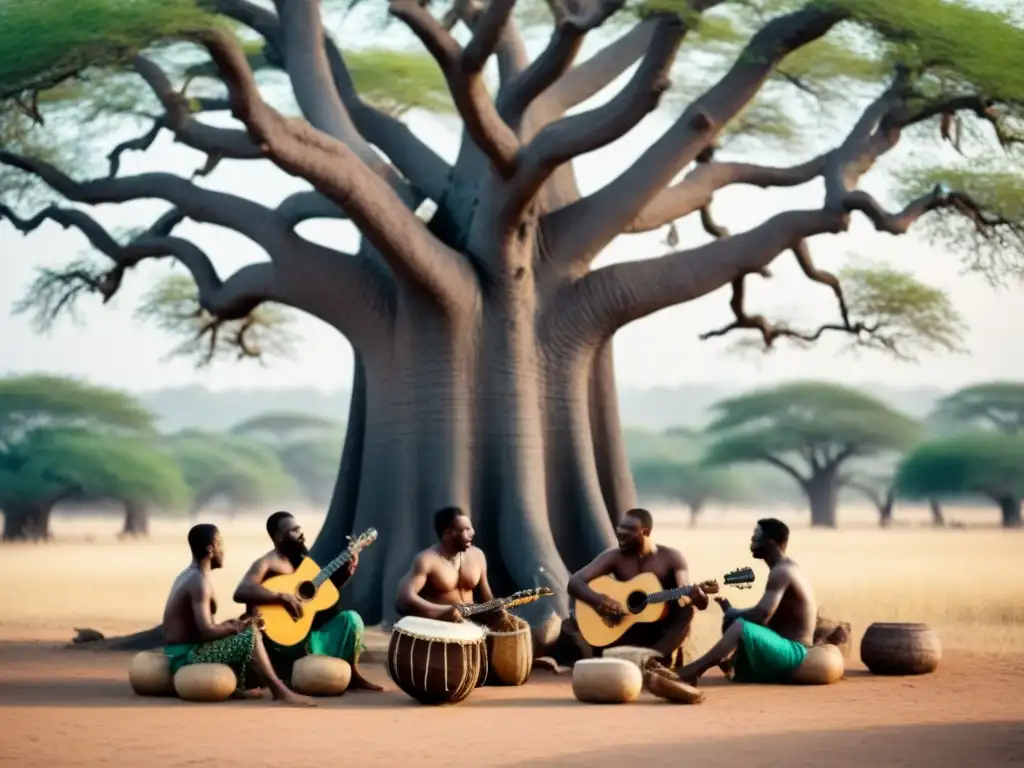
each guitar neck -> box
[312,551,353,587]
[459,597,505,617]
[644,583,697,606]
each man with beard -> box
[162,523,316,706]
[232,511,382,691]
[395,506,497,622]
[561,508,709,668]
[674,518,824,685]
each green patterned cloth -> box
[731,619,808,684]
[264,609,364,682]
[163,624,257,690]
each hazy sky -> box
[2,11,1022,394]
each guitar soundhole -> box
[297,581,316,601]
[626,591,647,614]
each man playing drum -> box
[560,508,709,669]
[395,506,498,622]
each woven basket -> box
[860,622,941,676]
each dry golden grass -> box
[1,503,1020,655]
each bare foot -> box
[273,689,318,707]
[349,669,384,692]
[231,688,267,700]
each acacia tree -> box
[2,0,1023,622]
[167,431,298,516]
[931,382,1024,436]
[703,381,920,527]
[231,411,345,505]
[896,432,1024,528]
[632,457,742,526]
[0,375,180,540]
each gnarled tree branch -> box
[547,207,847,351]
[198,28,476,304]
[389,0,521,177]
[542,4,847,271]
[0,151,288,253]
[498,0,626,131]
[501,15,684,221]
[0,202,274,319]
[625,153,829,234]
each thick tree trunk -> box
[589,340,638,524]
[998,496,1022,528]
[879,499,894,528]
[805,474,838,528]
[2,504,51,542]
[929,498,946,527]
[687,502,704,528]
[121,502,150,537]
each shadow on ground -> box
[511,721,1024,767]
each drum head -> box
[394,615,486,642]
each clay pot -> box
[860,622,942,676]
[291,655,351,696]
[572,658,643,704]
[128,651,175,696]
[173,663,237,702]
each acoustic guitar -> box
[255,528,378,646]
[456,587,554,618]
[573,566,756,648]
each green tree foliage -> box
[0,375,184,540]
[1,0,1019,365]
[703,381,920,527]
[632,457,744,526]
[230,410,344,505]
[167,431,298,516]
[930,381,1024,435]
[895,432,1024,528]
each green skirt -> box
[731,619,808,684]
[164,625,257,690]
[264,609,365,681]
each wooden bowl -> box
[860,622,942,676]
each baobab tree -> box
[2,0,1023,624]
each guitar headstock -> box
[724,566,755,589]
[346,528,378,555]
[698,579,720,595]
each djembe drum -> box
[387,616,488,705]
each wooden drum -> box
[477,613,533,686]
[387,616,487,705]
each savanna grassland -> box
[2,503,1019,654]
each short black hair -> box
[624,508,654,530]
[756,518,790,547]
[266,511,294,539]
[434,506,467,539]
[188,523,219,559]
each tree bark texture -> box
[120,502,150,537]
[3,0,986,623]
[997,496,1022,529]
[805,474,839,528]
[2,505,52,542]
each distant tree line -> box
[3,375,1022,541]
[0,375,345,541]
[631,381,1024,529]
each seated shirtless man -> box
[395,506,497,622]
[232,511,381,691]
[676,517,830,685]
[562,508,708,668]
[161,523,315,706]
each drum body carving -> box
[387,616,487,705]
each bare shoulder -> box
[412,547,442,571]
[467,546,487,566]
[768,560,799,586]
[657,544,687,570]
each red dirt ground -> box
[1,641,1022,768]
